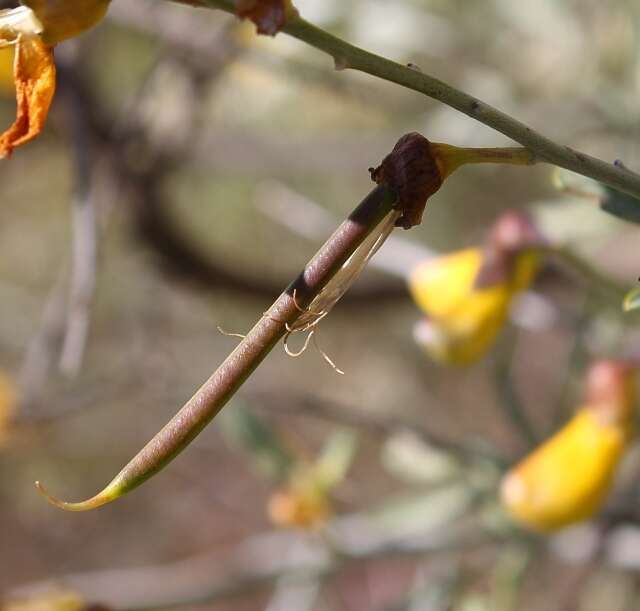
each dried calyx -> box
[234,0,299,35]
[585,359,636,426]
[473,210,545,289]
[369,132,535,230]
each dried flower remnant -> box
[234,0,298,35]
[268,473,332,529]
[268,429,356,529]
[409,210,544,365]
[370,133,535,229]
[501,360,637,532]
[0,1,109,157]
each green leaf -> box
[314,429,358,488]
[600,186,640,224]
[219,403,294,481]
[623,287,640,312]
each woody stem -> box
[192,0,640,204]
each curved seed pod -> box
[35,132,535,510]
[36,185,399,511]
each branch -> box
[194,0,640,202]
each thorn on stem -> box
[334,56,350,70]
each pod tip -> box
[35,480,115,512]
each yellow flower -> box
[408,210,542,365]
[267,470,332,529]
[21,0,111,45]
[3,588,85,611]
[0,46,14,94]
[267,429,356,529]
[0,1,109,157]
[500,360,636,532]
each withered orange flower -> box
[0,1,109,158]
[0,33,55,157]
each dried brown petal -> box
[235,0,298,36]
[0,34,55,158]
[369,132,442,230]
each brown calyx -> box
[235,0,298,36]
[473,210,543,289]
[585,359,636,425]
[369,132,443,230]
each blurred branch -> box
[57,54,100,378]
[10,515,492,610]
[548,247,627,304]
[250,391,508,466]
[17,275,69,409]
[190,0,640,203]
[492,331,538,451]
[15,51,101,406]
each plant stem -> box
[548,246,627,303]
[194,0,640,203]
[36,185,398,510]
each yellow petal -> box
[408,249,538,365]
[21,0,110,44]
[0,33,55,158]
[3,589,85,611]
[0,46,15,94]
[501,409,627,532]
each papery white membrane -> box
[290,209,401,332]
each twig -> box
[16,274,69,410]
[57,53,100,378]
[9,514,492,610]
[547,246,627,303]
[250,390,508,466]
[194,0,640,202]
[492,329,539,451]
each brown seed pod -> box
[369,132,443,230]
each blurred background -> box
[2,0,640,609]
